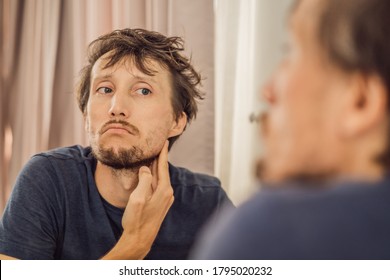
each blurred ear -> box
[341,73,388,138]
[168,112,187,138]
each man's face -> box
[86,54,184,169]
[259,0,350,182]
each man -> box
[0,28,232,259]
[193,0,390,259]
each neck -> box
[341,132,387,182]
[94,161,140,208]
[341,154,385,183]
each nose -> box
[108,92,129,118]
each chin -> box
[256,156,302,182]
[258,160,338,186]
[93,144,156,170]
[99,141,134,152]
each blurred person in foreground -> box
[0,28,232,260]
[193,0,390,259]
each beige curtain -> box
[0,0,215,213]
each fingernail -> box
[139,166,151,173]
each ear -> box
[340,73,388,138]
[168,112,187,138]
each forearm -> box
[0,254,18,260]
[100,233,150,260]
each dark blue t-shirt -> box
[0,145,232,259]
[194,179,390,259]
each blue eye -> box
[97,87,113,94]
[136,88,152,96]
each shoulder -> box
[34,145,93,163]
[169,163,222,189]
[14,145,95,195]
[243,179,390,215]
[1,146,96,260]
[23,145,94,175]
[234,179,390,230]
[197,179,390,259]
[168,163,233,209]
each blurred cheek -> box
[267,68,290,129]
[265,64,306,156]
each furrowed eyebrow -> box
[131,74,158,84]
[91,72,160,89]
[92,74,113,81]
[92,73,157,82]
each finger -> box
[150,159,158,192]
[157,140,170,185]
[151,140,174,205]
[130,166,153,202]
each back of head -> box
[317,0,390,93]
[316,0,390,166]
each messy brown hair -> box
[77,28,204,147]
